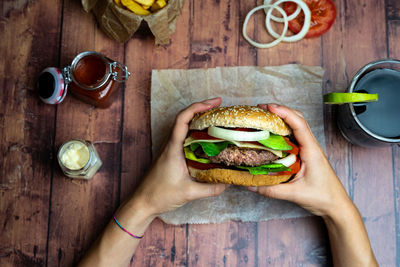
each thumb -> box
[187,182,230,200]
[248,183,295,201]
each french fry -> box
[121,0,151,15]
[114,0,122,6]
[150,0,167,12]
[134,0,155,6]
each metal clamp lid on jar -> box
[65,51,131,91]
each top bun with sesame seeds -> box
[189,105,291,136]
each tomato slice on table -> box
[284,0,337,38]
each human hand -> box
[130,98,229,218]
[248,104,352,217]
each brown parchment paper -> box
[82,0,185,44]
[151,64,325,224]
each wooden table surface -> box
[1,0,400,266]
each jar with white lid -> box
[57,139,102,179]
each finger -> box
[186,181,229,200]
[266,104,317,148]
[293,109,304,118]
[171,98,222,145]
[259,104,303,118]
[247,183,296,202]
[257,103,268,110]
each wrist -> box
[114,195,157,236]
[322,197,358,224]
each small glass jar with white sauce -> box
[57,139,102,179]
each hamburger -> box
[184,105,300,186]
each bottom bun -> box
[188,166,292,186]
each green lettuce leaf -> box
[190,143,200,151]
[236,163,290,175]
[184,148,211,164]
[258,134,292,151]
[196,141,229,157]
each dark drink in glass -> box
[337,59,400,147]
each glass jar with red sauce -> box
[37,51,130,108]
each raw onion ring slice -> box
[273,153,297,167]
[263,0,301,23]
[242,4,288,48]
[265,0,311,42]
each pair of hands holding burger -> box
[137,97,349,216]
[80,97,377,267]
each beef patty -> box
[196,145,279,166]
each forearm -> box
[79,196,156,267]
[323,200,378,267]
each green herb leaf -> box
[258,134,292,150]
[198,142,229,157]
[237,163,290,175]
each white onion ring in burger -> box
[273,153,297,167]
[265,0,311,42]
[242,4,288,48]
[208,126,270,142]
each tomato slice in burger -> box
[278,158,301,175]
[186,159,226,170]
[284,0,337,38]
[190,130,221,140]
[284,138,299,155]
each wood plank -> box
[251,2,329,264]
[321,0,352,193]
[133,219,187,266]
[258,217,330,266]
[189,0,239,68]
[46,0,124,265]
[393,143,400,267]
[238,0,258,67]
[340,0,395,266]
[387,0,400,20]
[387,17,400,267]
[187,1,257,266]
[188,222,257,266]
[0,0,61,266]
[127,1,192,266]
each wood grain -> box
[1,0,399,266]
[187,1,258,266]
[253,3,329,264]
[321,0,351,193]
[340,1,395,266]
[0,0,61,266]
[388,14,400,267]
[46,0,123,266]
[128,1,192,266]
[257,217,331,266]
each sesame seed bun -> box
[189,105,291,136]
[188,166,292,186]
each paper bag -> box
[82,0,185,44]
